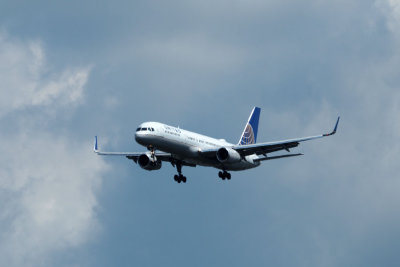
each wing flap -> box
[236,141,300,156]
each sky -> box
[1,0,400,266]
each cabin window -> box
[136,128,141,132]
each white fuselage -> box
[134,122,260,171]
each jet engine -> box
[137,153,162,170]
[216,147,241,163]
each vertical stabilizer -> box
[238,107,261,145]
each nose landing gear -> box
[218,171,231,180]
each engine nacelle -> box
[216,147,241,163]
[137,153,162,171]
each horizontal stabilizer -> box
[254,153,303,162]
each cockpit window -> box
[136,127,154,132]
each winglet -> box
[323,116,340,136]
[94,136,98,152]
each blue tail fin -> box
[238,107,261,145]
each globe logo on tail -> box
[240,123,255,145]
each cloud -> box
[0,31,107,266]
[0,134,106,266]
[378,0,400,35]
[136,34,246,73]
[1,1,398,266]
[257,3,400,263]
[0,31,90,118]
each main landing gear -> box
[173,161,187,183]
[218,170,231,180]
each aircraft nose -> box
[135,131,143,142]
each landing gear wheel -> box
[173,162,188,183]
[218,171,231,180]
[174,174,186,183]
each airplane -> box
[94,107,339,183]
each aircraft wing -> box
[200,116,339,158]
[232,116,340,157]
[93,136,196,167]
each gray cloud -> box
[0,33,107,266]
[0,31,90,118]
[1,0,400,266]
